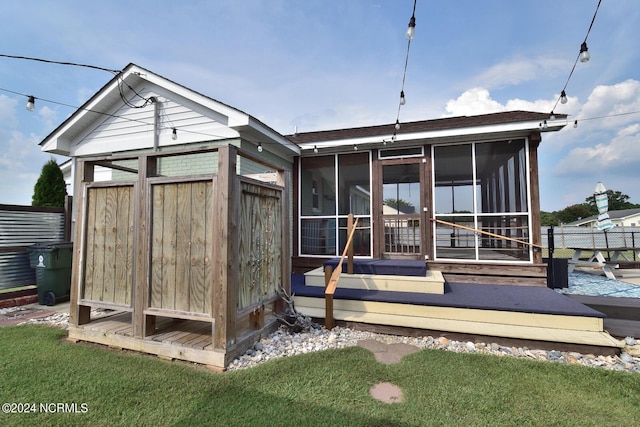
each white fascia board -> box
[246,117,300,155]
[298,119,568,151]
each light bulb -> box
[560,90,568,104]
[353,144,358,151]
[26,96,35,111]
[573,120,578,128]
[400,91,406,105]
[257,143,263,153]
[395,120,400,131]
[406,16,416,41]
[171,128,177,140]
[313,145,318,153]
[579,42,590,63]
[542,120,548,129]
[550,112,556,121]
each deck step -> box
[304,267,445,295]
[291,281,622,349]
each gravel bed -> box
[9,309,640,374]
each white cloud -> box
[0,95,18,128]
[555,123,640,176]
[469,56,569,90]
[443,87,558,117]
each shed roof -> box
[287,111,567,151]
[40,63,300,158]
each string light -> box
[560,90,568,104]
[391,0,417,139]
[257,142,263,152]
[172,128,178,140]
[406,14,416,41]
[25,95,35,111]
[579,42,590,63]
[550,0,600,113]
[574,120,578,128]
[313,145,318,153]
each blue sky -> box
[1,0,638,212]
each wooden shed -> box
[40,64,298,369]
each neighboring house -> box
[41,63,620,368]
[566,208,640,228]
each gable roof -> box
[40,63,300,158]
[287,111,567,151]
[567,208,640,226]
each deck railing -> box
[324,213,359,329]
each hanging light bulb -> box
[313,145,318,153]
[406,15,416,41]
[395,119,400,131]
[550,111,556,121]
[573,120,578,128]
[542,119,548,129]
[579,42,590,63]
[171,128,178,140]
[26,95,35,111]
[400,91,406,106]
[560,90,568,104]
[257,143,263,153]
[353,144,358,151]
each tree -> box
[556,204,593,224]
[540,211,559,226]
[32,158,67,207]
[585,189,640,213]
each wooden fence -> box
[70,145,290,364]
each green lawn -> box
[1,325,639,426]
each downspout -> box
[150,96,159,151]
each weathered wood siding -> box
[149,180,214,315]
[82,185,134,305]
[237,180,283,310]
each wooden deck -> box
[68,311,280,369]
[293,272,623,350]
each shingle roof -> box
[286,111,565,144]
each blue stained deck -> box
[322,258,427,277]
[291,274,604,319]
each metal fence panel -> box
[542,225,640,260]
[0,205,65,290]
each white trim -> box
[298,119,567,151]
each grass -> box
[1,325,639,426]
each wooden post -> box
[347,213,354,275]
[324,265,332,288]
[325,293,334,330]
[528,132,543,264]
[69,160,93,326]
[133,156,155,338]
[213,145,238,350]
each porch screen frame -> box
[298,152,372,258]
[431,138,533,263]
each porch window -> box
[299,153,371,256]
[433,139,531,262]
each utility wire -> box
[0,86,232,141]
[0,53,121,74]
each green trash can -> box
[28,242,73,306]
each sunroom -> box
[290,111,566,285]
